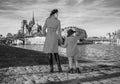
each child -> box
[61,29,84,73]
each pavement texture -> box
[0,63,120,84]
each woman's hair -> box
[49,9,58,17]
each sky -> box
[0,0,120,37]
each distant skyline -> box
[0,0,120,37]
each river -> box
[16,44,120,63]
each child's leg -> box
[68,57,73,69]
[68,57,74,74]
[75,59,79,68]
[74,56,81,73]
[74,56,79,68]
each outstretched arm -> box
[75,29,86,40]
[76,34,85,40]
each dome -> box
[62,26,87,38]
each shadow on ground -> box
[45,72,120,84]
[0,45,68,68]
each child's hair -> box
[67,29,76,37]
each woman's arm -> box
[43,19,47,36]
[58,20,63,42]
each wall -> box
[25,36,45,44]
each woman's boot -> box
[49,53,54,73]
[54,53,62,72]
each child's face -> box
[76,32,79,36]
[73,33,76,36]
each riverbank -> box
[0,45,120,84]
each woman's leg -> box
[49,53,54,72]
[54,53,62,72]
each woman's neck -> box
[52,15,58,19]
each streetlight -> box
[21,20,27,45]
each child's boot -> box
[75,67,81,73]
[68,68,74,74]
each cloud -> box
[46,0,61,3]
[79,0,97,5]
[0,0,38,6]
[66,0,79,6]
[0,0,120,37]
[0,17,20,35]
[101,0,120,8]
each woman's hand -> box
[60,37,63,44]
[60,44,64,48]
[58,37,63,46]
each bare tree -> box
[116,30,120,39]
[6,33,13,38]
[107,33,112,39]
[112,32,117,39]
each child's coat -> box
[63,36,80,57]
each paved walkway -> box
[0,62,120,84]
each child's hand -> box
[60,44,66,48]
[60,45,64,48]
[60,44,63,47]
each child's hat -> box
[67,29,76,37]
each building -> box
[19,11,44,45]
[21,11,43,38]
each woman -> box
[43,9,63,73]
